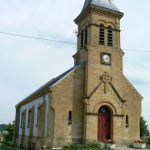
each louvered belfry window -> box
[108,26,113,46]
[99,24,105,45]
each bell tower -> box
[72,0,141,144]
[73,0,124,97]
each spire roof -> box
[82,0,120,12]
[75,0,123,24]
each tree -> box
[4,121,15,146]
[140,116,150,138]
[0,124,7,132]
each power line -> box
[0,31,150,53]
[0,31,76,45]
[123,49,150,53]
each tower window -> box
[68,111,72,125]
[108,26,113,47]
[84,27,88,45]
[99,24,105,45]
[81,30,84,48]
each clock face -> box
[103,54,110,63]
[101,53,111,65]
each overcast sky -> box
[0,0,150,128]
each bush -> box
[148,136,150,144]
[128,144,134,148]
[140,116,150,138]
[146,144,150,149]
[3,122,15,146]
[141,136,149,144]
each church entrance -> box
[98,106,111,142]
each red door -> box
[98,106,111,142]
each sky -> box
[0,0,150,129]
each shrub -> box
[141,136,150,144]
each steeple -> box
[75,0,123,24]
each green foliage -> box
[63,142,101,149]
[147,136,150,145]
[141,135,149,143]
[146,144,150,149]
[0,124,7,132]
[149,137,150,144]
[140,116,150,138]
[0,145,17,150]
[128,144,134,148]
[3,121,15,146]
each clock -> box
[101,53,111,65]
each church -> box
[13,0,143,149]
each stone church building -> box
[14,0,143,149]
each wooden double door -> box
[98,106,111,142]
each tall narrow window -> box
[84,27,88,45]
[36,107,40,127]
[20,113,23,128]
[81,30,84,48]
[108,26,113,46]
[126,115,129,127]
[27,110,31,128]
[99,24,105,45]
[68,111,72,125]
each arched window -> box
[99,24,105,45]
[81,30,84,48]
[84,27,88,45]
[107,26,113,46]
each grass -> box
[0,146,18,150]
[63,148,110,150]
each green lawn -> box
[0,146,18,150]
[63,148,110,150]
[0,148,110,150]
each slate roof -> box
[75,0,123,23]
[82,0,120,12]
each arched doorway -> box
[98,106,112,142]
